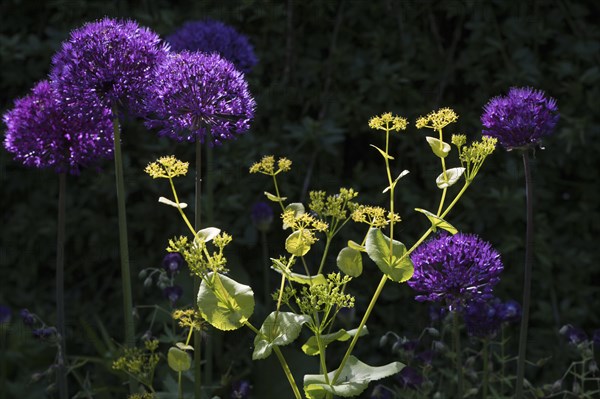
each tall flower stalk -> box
[50,17,169,393]
[481,86,559,397]
[3,80,112,399]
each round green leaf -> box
[167,346,191,372]
[436,167,465,189]
[197,273,255,331]
[426,136,451,158]
[285,230,313,256]
[336,247,363,277]
[253,312,311,360]
[365,228,414,283]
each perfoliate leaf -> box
[271,266,327,286]
[302,327,368,356]
[382,170,410,193]
[336,247,363,277]
[253,312,310,360]
[414,208,458,234]
[369,144,395,160]
[303,356,404,398]
[426,136,451,158]
[167,347,191,372]
[365,228,414,283]
[285,230,313,256]
[435,167,466,189]
[175,342,194,351]
[158,196,187,209]
[264,191,287,203]
[347,240,366,252]
[195,227,221,243]
[197,273,255,331]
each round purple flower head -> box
[162,252,185,275]
[481,87,559,150]
[251,201,274,231]
[408,233,503,310]
[167,19,258,73]
[50,17,169,116]
[3,80,113,174]
[145,51,255,144]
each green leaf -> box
[197,273,255,331]
[347,240,365,252]
[336,247,363,277]
[426,136,451,158]
[369,144,395,160]
[167,347,191,372]
[158,196,188,209]
[175,342,194,351]
[285,230,313,256]
[271,265,327,286]
[264,191,287,203]
[414,208,458,234]
[365,228,414,283]
[304,356,404,398]
[253,312,311,360]
[435,167,465,189]
[302,327,368,356]
[195,227,221,243]
[382,170,409,193]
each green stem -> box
[56,172,68,399]
[205,137,217,392]
[194,138,203,399]
[483,337,489,399]
[453,310,464,398]
[112,110,136,393]
[317,235,332,275]
[516,150,534,398]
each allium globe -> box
[3,80,112,174]
[50,17,169,117]
[408,233,503,310]
[145,51,255,144]
[481,87,559,150]
[167,19,258,73]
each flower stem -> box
[55,172,68,399]
[453,310,464,398]
[111,111,136,393]
[483,337,489,399]
[516,150,534,397]
[194,138,203,399]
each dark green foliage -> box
[1,0,599,397]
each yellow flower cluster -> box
[282,209,329,233]
[415,108,458,131]
[453,135,497,181]
[351,205,401,228]
[309,188,359,221]
[112,339,160,382]
[172,308,205,331]
[249,155,292,175]
[368,112,408,132]
[145,155,189,179]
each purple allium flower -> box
[231,380,251,399]
[163,285,184,306]
[19,309,35,327]
[251,201,274,232]
[3,80,113,174]
[162,253,185,275]
[497,299,521,324]
[559,324,588,345]
[50,17,169,117]
[481,87,559,150]
[167,19,258,74]
[0,305,11,324]
[145,51,255,144]
[396,366,424,390]
[408,233,503,310]
[463,300,502,338]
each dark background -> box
[1,0,599,397]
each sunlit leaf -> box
[414,208,458,234]
[336,247,363,277]
[302,327,368,356]
[167,347,191,372]
[253,312,311,360]
[426,136,451,158]
[365,228,414,283]
[158,196,187,209]
[285,230,313,256]
[264,191,287,203]
[435,167,465,189]
[369,144,395,160]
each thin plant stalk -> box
[516,149,534,397]
[111,109,135,393]
[483,337,489,399]
[55,172,68,399]
[194,138,203,399]
[453,310,464,398]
